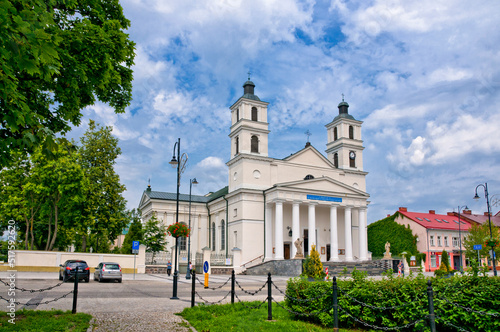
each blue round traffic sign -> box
[203,261,209,273]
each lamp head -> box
[473,193,480,200]
[169,156,178,168]
[192,178,198,185]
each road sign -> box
[132,241,140,250]
[203,261,209,274]
[473,244,482,250]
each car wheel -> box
[59,273,63,281]
[85,277,89,283]
[118,278,122,283]
[63,274,68,282]
[98,274,103,283]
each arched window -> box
[349,126,354,139]
[235,136,239,155]
[251,107,258,121]
[236,108,239,122]
[304,174,314,180]
[212,222,216,251]
[251,135,259,153]
[334,153,338,168]
[220,220,225,250]
[333,127,338,141]
[179,222,187,251]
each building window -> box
[431,255,437,268]
[251,135,259,153]
[212,222,216,251]
[334,153,338,168]
[179,222,187,250]
[304,174,314,180]
[235,136,239,155]
[437,236,441,247]
[236,108,239,121]
[220,220,225,250]
[444,236,448,247]
[252,107,258,121]
[430,236,434,246]
[349,125,354,139]
[234,208,237,217]
[333,127,338,141]
[234,231,238,248]
[452,237,458,247]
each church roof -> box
[143,186,229,204]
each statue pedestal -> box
[294,254,304,259]
[382,252,392,260]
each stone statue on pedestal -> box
[294,237,304,259]
[383,241,392,259]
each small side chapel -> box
[139,78,370,272]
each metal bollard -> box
[267,273,272,320]
[231,270,235,304]
[333,276,339,332]
[191,269,196,307]
[427,280,436,332]
[72,268,79,314]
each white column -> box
[344,206,353,261]
[265,203,273,261]
[274,200,284,260]
[308,203,317,253]
[359,208,368,261]
[330,205,339,261]
[292,202,300,259]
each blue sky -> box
[69,0,500,223]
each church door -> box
[326,244,331,261]
[284,244,290,260]
[303,229,309,256]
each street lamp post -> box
[457,205,468,273]
[169,138,188,299]
[186,178,198,279]
[474,182,497,277]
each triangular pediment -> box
[282,145,334,169]
[276,176,368,197]
[138,191,151,209]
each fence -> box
[187,271,499,332]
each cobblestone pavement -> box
[87,311,196,332]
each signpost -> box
[473,244,482,268]
[132,241,140,280]
[203,261,209,288]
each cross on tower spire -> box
[305,130,312,142]
[247,71,251,81]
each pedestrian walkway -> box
[87,311,196,332]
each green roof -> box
[144,186,229,204]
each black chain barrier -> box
[234,293,267,309]
[337,286,424,310]
[0,291,74,306]
[235,279,267,296]
[0,276,72,292]
[434,293,500,317]
[195,290,231,305]
[272,297,334,317]
[195,276,231,290]
[435,315,472,332]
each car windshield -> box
[104,264,120,270]
[68,262,88,268]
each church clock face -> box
[349,151,356,160]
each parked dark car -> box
[94,262,122,283]
[59,260,90,282]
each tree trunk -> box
[81,235,87,252]
[24,216,29,250]
[45,208,52,251]
[30,207,34,250]
[48,201,59,251]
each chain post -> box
[191,269,196,307]
[333,276,339,332]
[427,280,436,332]
[267,272,272,320]
[231,269,235,304]
[72,268,79,314]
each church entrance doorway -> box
[284,243,290,260]
[303,229,309,256]
[326,244,331,261]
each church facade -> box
[139,79,370,271]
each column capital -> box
[272,198,285,204]
[308,201,318,206]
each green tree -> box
[78,120,127,252]
[463,222,499,264]
[121,209,143,254]
[368,213,418,257]
[302,245,325,279]
[143,215,167,262]
[0,0,135,167]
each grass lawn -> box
[179,301,373,332]
[0,309,92,331]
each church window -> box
[179,222,187,250]
[349,126,354,139]
[304,174,314,180]
[236,108,239,121]
[252,107,258,121]
[212,222,216,251]
[333,127,338,141]
[334,153,338,168]
[220,220,225,250]
[251,135,259,153]
[235,136,239,155]
[349,152,355,168]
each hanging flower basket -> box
[167,223,190,238]
[485,239,499,248]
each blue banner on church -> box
[307,194,342,202]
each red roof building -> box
[394,207,472,272]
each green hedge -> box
[285,274,500,332]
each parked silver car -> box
[94,262,122,283]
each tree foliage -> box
[368,212,418,257]
[0,0,135,166]
[120,209,143,254]
[302,245,325,279]
[463,222,500,263]
[143,214,167,262]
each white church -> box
[139,79,370,273]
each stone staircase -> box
[323,260,391,277]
